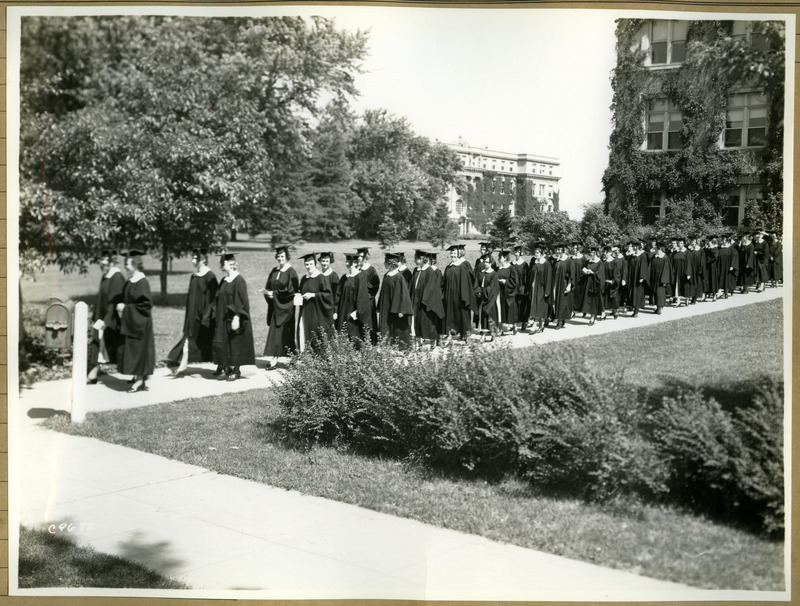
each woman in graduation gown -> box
[167,248,218,376]
[580,246,606,325]
[442,244,476,343]
[496,250,518,335]
[551,243,573,329]
[336,253,373,346]
[298,253,335,353]
[649,243,674,314]
[410,250,445,347]
[378,252,413,349]
[264,245,300,369]
[528,243,553,334]
[212,253,256,380]
[319,252,340,322]
[474,254,500,342]
[356,247,381,345]
[87,249,126,384]
[117,250,156,393]
[602,246,622,319]
[511,244,530,332]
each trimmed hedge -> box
[274,333,784,536]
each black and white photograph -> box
[7,2,793,601]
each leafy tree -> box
[743,192,783,232]
[578,203,623,248]
[377,218,404,250]
[19,16,368,298]
[349,109,461,239]
[516,211,578,251]
[488,208,516,251]
[422,201,459,250]
[652,197,723,241]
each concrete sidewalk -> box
[10,287,786,599]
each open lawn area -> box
[48,299,786,591]
[18,526,187,589]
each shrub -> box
[732,380,784,536]
[21,304,73,382]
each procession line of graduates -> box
[87,229,783,387]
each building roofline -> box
[446,142,561,165]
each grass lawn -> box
[18,526,187,589]
[48,299,786,591]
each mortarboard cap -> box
[274,245,289,256]
[221,252,236,262]
[318,251,334,262]
[414,249,430,259]
[356,247,370,255]
[384,252,401,263]
[345,252,359,262]
[100,249,117,261]
[125,249,146,258]
[301,253,317,263]
[446,244,460,251]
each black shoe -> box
[212,366,225,376]
[127,381,146,393]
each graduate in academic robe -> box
[580,245,606,325]
[167,248,218,376]
[319,252,340,322]
[410,250,445,347]
[737,233,756,294]
[336,253,372,346]
[87,249,126,384]
[717,235,738,298]
[703,238,721,299]
[511,244,530,331]
[211,253,256,380]
[496,250,519,335]
[551,242,573,329]
[687,238,706,304]
[397,252,413,288]
[528,243,553,334]
[474,242,498,283]
[442,244,476,343]
[649,242,674,314]
[626,241,650,317]
[264,245,300,369]
[378,252,413,349]
[670,238,693,307]
[602,246,622,319]
[619,242,634,312]
[458,244,474,274]
[356,247,381,345]
[569,243,586,315]
[117,250,156,392]
[299,253,335,353]
[752,231,770,291]
[474,254,500,342]
[768,232,783,286]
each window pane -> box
[750,93,766,106]
[651,42,667,64]
[667,132,682,149]
[669,111,682,129]
[748,128,766,146]
[726,108,744,127]
[652,20,668,42]
[728,94,746,108]
[671,41,686,63]
[722,207,739,226]
[647,133,664,150]
[649,98,667,112]
[643,207,660,225]
[672,21,688,41]
[725,129,743,147]
[732,21,748,38]
[746,184,764,200]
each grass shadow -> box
[647,374,782,412]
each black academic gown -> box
[167,269,218,365]
[552,258,573,322]
[512,259,530,324]
[89,268,126,370]
[213,274,256,368]
[474,269,500,330]
[378,270,413,348]
[336,272,373,344]
[627,253,650,311]
[299,273,335,352]
[649,254,674,307]
[442,260,476,340]
[119,276,156,377]
[528,260,553,322]
[361,264,381,344]
[671,250,692,298]
[410,266,444,340]
[496,264,518,325]
[264,265,300,357]
[581,260,606,316]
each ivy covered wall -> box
[602,19,785,230]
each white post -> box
[71,302,88,423]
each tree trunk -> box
[160,250,169,304]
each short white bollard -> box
[70,301,88,423]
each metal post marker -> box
[71,301,88,423]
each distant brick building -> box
[444,144,561,235]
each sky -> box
[326,8,620,219]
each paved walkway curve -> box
[9,287,787,600]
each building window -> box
[548,166,553,175]
[500,180,505,194]
[539,184,545,197]
[724,184,763,226]
[547,185,553,198]
[724,92,767,148]
[642,192,665,225]
[732,21,768,51]
[650,20,688,65]
[646,98,682,150]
